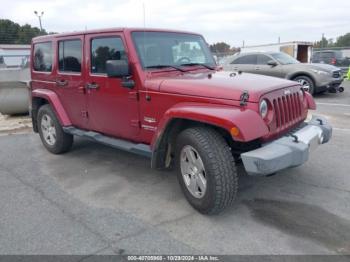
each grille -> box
[272,92,303,129]
[333,71,341,78]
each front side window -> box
[33,42,52,72]
[58,39,82,73]
[231,55,257,64]
[132,32,215,68]
[257,54,271,65]
[270,52,300,65]
[91,37,126,74]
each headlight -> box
[311,69,330,76]
[259,99,268,119]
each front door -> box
[255,54,283,78]
[84,33,140,140]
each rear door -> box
[229,54,257,73]
[256,54,283,78]
[84,33,140,140]
[55,36,88,129]
[319,52,332,64]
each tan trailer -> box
[241,41,313,63]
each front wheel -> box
[293,75,315,95]
[175,127,238,214]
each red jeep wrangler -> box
[30,28,332,214]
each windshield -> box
[132,31,216,69]
[270,52,300,65]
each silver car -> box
[221,51,344,94]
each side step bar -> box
[63,126,152,158]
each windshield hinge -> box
[240,90,249,106]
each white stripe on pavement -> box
[333,127,350,132]
[316,102,350,107]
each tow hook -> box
[317,119,323,125]
[290,134,299,143]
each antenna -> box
[142,1,150,101]
[143,2,146,29]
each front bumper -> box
[317,78,343,92]
[241,115,332,176]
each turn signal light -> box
[230,126,240,137]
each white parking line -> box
[334,127,350,132]
[316,102,350,107]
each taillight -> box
[331,58,336,65]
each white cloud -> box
[1,0,349,46]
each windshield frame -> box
[131,31,216,70]
[270,52,300,65]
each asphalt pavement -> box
[0,81,350,256]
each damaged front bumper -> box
[241,115,332,176]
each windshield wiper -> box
[179,63,215,70]
[145,65,186,72]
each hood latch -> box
[240,90,249,106]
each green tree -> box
[16,24,43,44]
[335,33,350,47]
[0,19,20,44]
[0,19,47,44]
[314,36,329,48]
[210,42,232,54]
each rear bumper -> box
[241,115,332,176]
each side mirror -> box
[267,60,278,67]
[106,60,130,77]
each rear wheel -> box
[37,104,73,154]
[293,75,315,95]
[175,127,238,214]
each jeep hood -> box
[153,71,299,102]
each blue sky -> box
[1,0,349,47]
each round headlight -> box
[259,99,268,119]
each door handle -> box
[56,79,68,87]
[86,82,99,89]
[255,67,260,70]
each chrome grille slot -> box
[333,71,341,78]
[272,91,303,130]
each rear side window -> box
[33,42,52,72]
[58,40,82,73]
[231,54,257,64]
[312,52,320,60]
[91,37,127,74]
[321,52,332,59]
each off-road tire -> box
[293,75,315,95]
[175,127,238,214]
[37,104,73,154]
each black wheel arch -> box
[31,97,49,133]
[287,72,316,86]
[151,119,233,170]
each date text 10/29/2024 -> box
[127,255,220,261]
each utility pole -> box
[321,33,325,48]
[34,11,44,31]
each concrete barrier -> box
[0,68,30,115]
